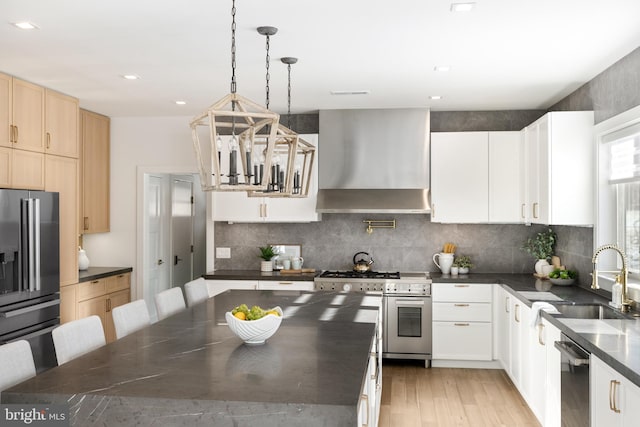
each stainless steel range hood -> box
[317,108,430,213]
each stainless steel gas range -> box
[314,271,432,367]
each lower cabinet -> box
[591,354,640,427]
[256,280,314,291]
[432,283,493,361]
[205,280,258,297]
[61,272,131,343]
[544,320,561,427]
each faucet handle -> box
[590,271,599,290]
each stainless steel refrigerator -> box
[0,189,60,372]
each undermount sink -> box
[554,303,629,320]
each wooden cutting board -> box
[280,268,316,274]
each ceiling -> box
[2,0,639,118]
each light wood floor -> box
[379,360,541,427]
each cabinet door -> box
[45,155,79,286]
[78,278,107,301]
[77,295,107,332]
[105,289,131,342]
[496,287,511,371]
[205,280,258,297]
[0,73,10,148]
[81,109,110,233]
[432,322,492,360]
[545,320,561,427]
[525,122,540,223]
[432,283,492,303]
[212,191,263,222]
[12,78,44,153]
[509,298,530,393]
[488,131,522,223]
[45,90,79,158]
[106,273,131,294]
[59,284,78,324]
[12,149,44,190]
[591,355,622,427]
[535,115,550,224]
[431,132,488,223]
[528,320,547,423]
[0,146,10,187]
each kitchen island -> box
[2,290,381,427]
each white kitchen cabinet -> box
[544,320,561,427]
[523,111,594,225]
[591,354,640,427]
[494,286,511,371]
[212,134,320,223]
[528,317,551,423]
[509,297,531,399]
[431,131,521,223]
[432,283,492,361]
[205,279,258,297]
[256,280,314,291]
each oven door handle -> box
[0,299,60,318]
[554,340,590,366]
[393,299,425,306]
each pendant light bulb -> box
[228,135,238,151]
[216,135,223,151]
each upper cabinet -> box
[0,73,11,148]
[431,131,521,223]
[523,111,594,225]
[80,109,110,233]
[45,89,79,158]
[212,134,321,223]
[11,78,45,153]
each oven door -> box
[384,295,431,355]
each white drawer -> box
[257,281,314,291]
[432,302,492,322]
[432,283,493,302]
[432,321,493,360]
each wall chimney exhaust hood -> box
[316,108,431,214]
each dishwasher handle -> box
[554,340,590,366]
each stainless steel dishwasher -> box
[554,333,590,427]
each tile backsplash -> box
[214,215,594,282]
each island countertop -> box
[2,290,380,426]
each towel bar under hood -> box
[317,108,431,214]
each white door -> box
[171,177,194,288]
[144,174,170,320]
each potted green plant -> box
[452,255,474,275]
[521,228,556,274]
[258,246,276,272]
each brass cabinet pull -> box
[533,202,539,219]
[360,394,369,427]
[609,380,621,413]
[515,304,520,322]
[538,324,545,346]
[454,303,469,307]
[279,282,294,285]
[14,125,18,143]
[431,203,435,220]
[106,298,111,312]
[505,295,510,313]
[454,323,470,326]
[46,132,51,149]
[91,280,100,284]
[521,203,526,219]
[84,216,89,230]
[10,125,14,143]
[118,274,124,278]
[454,284,469,288]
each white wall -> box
[82,116,213,299]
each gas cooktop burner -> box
[318,270,401,280]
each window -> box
[603,122,640,278]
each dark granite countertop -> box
[2,290,379,426]
[204,269,319,282]
[433,272,640,388]
[78,266,133,283]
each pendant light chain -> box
[230,0,237,95]
[265,34,271,109]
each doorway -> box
[141,173,206,320]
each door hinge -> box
[191,245,194,253]
[190,196,194,204]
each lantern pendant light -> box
[189,0,280,192]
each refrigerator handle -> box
[21,198,41,292]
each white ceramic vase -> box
[459,267,469,275]
[78,247,90,271]
[260,260,273,272]
[534,259,549,275]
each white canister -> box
[433,252,454,275]
[291,257,304,270]
[78,247,90,271]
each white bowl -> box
[550,278,575,286]
[225,306,283,344]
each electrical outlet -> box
[216,247,231,259]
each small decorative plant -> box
[258,245,276,261]
[521,228,556,260]
[453,255,473,269]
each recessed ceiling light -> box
[122,74,140,80]
[429,95,442,100]
[330,90,370,95]
[12,22,38,30]
[175,101,186,105]
[450,2,476,12]
[434,65,451,72]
